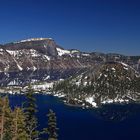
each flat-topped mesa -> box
[14,38,53,44]
[3,37,58,56]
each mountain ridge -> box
[0,38,139,73]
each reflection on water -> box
[0,69,85,87]
[95,104,140,122]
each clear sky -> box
[0,0,140,55]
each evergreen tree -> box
[43,109,58,140]
[12,107,28,140]
[0,96,13,140]
[23,86,39,140]
[0,97,5,140]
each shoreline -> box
[0,87,139,109]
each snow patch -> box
[82,53,90,56]
[111,68,116,71]
[121,62,128,67]
[56,48,71,56]
[15,38,52,43]
[32,82,53,90]
[17,64,23,71]
[44,55,50,61]
[71,50,79,53]
[85,97,97,107]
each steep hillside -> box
[53,61,140,108]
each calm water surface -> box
[7,94,140,140]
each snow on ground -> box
[44,55,50,61]
[85,96,131,108]
[44,75,50,80]
[28,49,40,57]
[123,67,128,70]
[32,82,54,90]
[32,66,37,71]
[120,62,129,67]
[17,63,23,71]
[54,93,66,98]
[6,50,20,57]
[0,48,4,55]
[8,80,20,86]
[15,38,52,43]
[82,53,90,56]
[101,98,129,104]
[71,50,79,53]
[56,48,71,56]
[85,97,97,107]
[111,67,116,71]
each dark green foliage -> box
[0,96,14,140]
[54,62,140,107]
[0,88,59,140]
[0,97,28,140]
[43,109,58,140]
[12,107,28,140]
[23,86,39,140]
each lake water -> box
[7,94,140,140]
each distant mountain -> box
[0,38,139,72]
[53,61,140,108]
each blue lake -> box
[7,94,140,140]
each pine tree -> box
[0,97,5,140]
[43,109,58,140]
[12,107,28,140]
[0,96,14,140]
[23,86,39,140]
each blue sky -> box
[0,0,140,55]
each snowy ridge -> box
[0,37,139,73]
[56,47,90,58]
[56,47,71,56]
[14,38,53,44]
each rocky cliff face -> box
[0,38,139,73]
[0,38,95,72]
[4,38,58,56]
